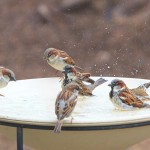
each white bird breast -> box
[47,57,68,71]
[0,76,9,88]
[111,95,134,110]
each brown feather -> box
[131,88,149,97]
[76,81,93,96]
[119,88,144,108]
[75,72,93,83]
[130,82,150,101]
[55,89,78,120]
[63,57,75,65]
[76,72,95,84]
[59,50,75,65]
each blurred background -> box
[0,0,150,80]
[0,0,150,149]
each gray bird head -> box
[43,48,55,60]
[108,79,126,91]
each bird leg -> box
[70,116,74,124]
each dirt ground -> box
[0,0,150,80]
[0,0,150,149]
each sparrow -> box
[43,48,82,72]
[108,79,150,110]
[62,66,107,96]
[0,66,16,96]
[53,82,81,133]
[130,82,150,101]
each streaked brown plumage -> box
[54,82,81,133]
[62,66,107,96]
[108,79,150,110]
[44,48,82,72]
[130,82,150,101]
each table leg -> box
[17,127,23,150]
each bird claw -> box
[70,117,74,124]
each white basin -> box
[0,77,150,150]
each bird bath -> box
[0,77,150,150]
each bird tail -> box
[75,65,84,71]
[143,82,150,89]
[53,120,63,134]
[87,78,107,91]
[93,78,107,89]
[143,103,150,108]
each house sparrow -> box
[0,67,16,96]
[130,82,150,101]
[108,79,150,110]
[62,66,107,96]
[43,48,82,72]
[53,82,81,133]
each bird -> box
[62,66,107,96]
[53,82,81,133]
[43,48,82,72]
[130,82,150,101]
[108,79,150,110]
[0,66,16,96]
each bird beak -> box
[10,76,16,81]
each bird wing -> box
[59,50,83,70]
[59,50,75,65]
[77,72,95,84]
[131,87,149,97]
[55,90,77,120]
[80,73,91,78]
[76,81,93,96]
[118,89,144,108]
[55,91,64,116]
[79,87,93,96]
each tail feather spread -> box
[87,78,107,91]
[75,65,83,71]
[93,78,107,89]
[143,103,150,108]
[143,82,150,89]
